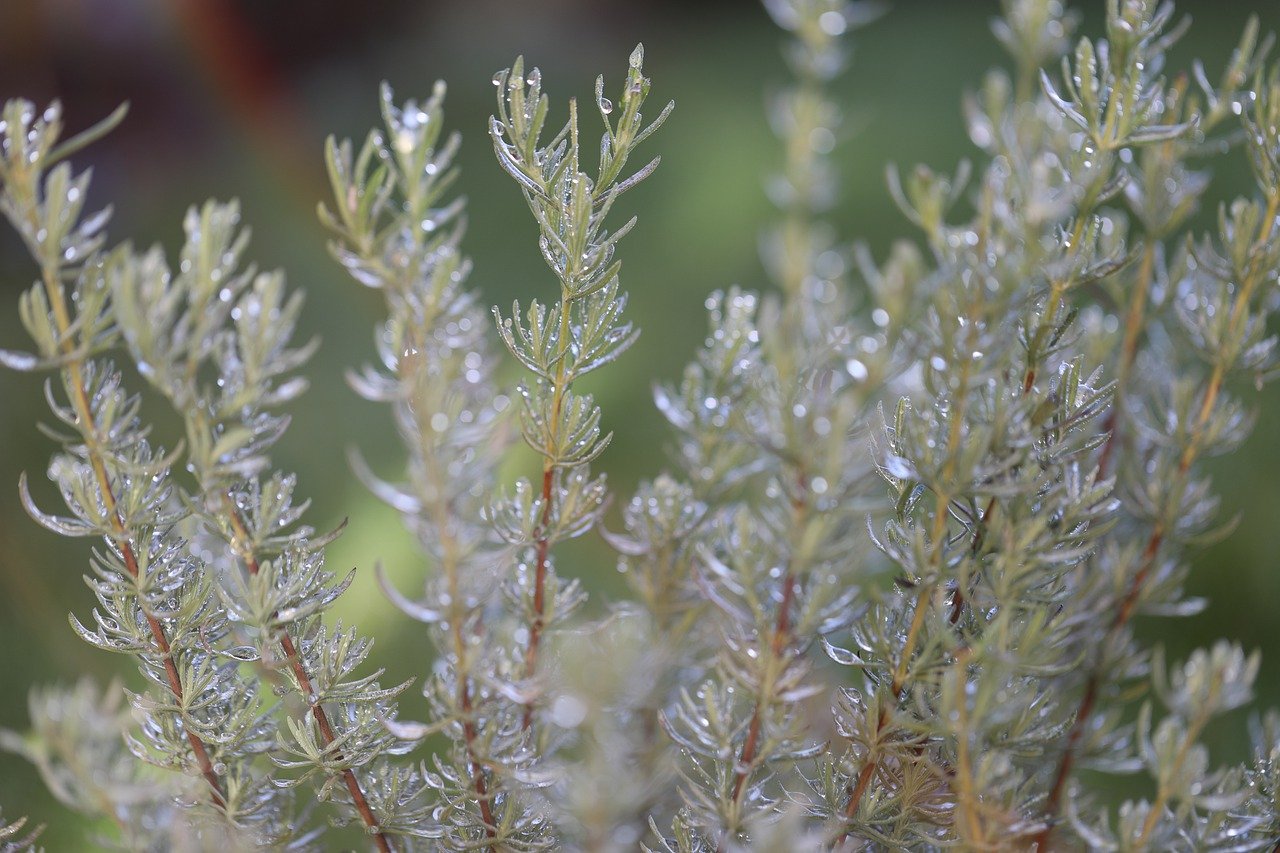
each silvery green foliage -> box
[651,0,1280,849]
[480,47,675,849]
[1010,4,1280,848]
[0,95,415,848]
[486,45,670,732]
[813,0,1280,849]
[110,194,426,845]
[323,82,534,848]
[0,679,254,851]
[0,99,289,840]
[1244,710,1280,843]
[109,197,430,842]
[1068,643,1262,849]
[652,0,891,846]
[5,1,1280,851]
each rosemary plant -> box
[0,98,420,848]
[0,98,277,844]
[110,194,429,848]
[323,80,530,848]
[487,44,671,733]
[4,0,1280,850]
[656,0,890,844]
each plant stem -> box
[1097,241,1156,479]
[441,555,498,845]
[721,476,808,848]
[38,257,227,810]
[721,33,823,832]
[840,337,977,840]
[1035,189,1280,851]
[1134,713,1209,848]
[222,497,392,853]
[385,186,500,842]
[458,678,498,844]
[522,285,575,731]
[836,585,933,839]
[839,509,948,833]
[413,389,499,844]
[1023,210,1092,393]
[727,569,799,809]
[523,464,555,731]
[951,649,983,847]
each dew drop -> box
[818,10,847,36]
[395,129,415,155]
[550,694,588,728]
[883,454,916,480]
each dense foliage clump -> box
[2,0,1280,849]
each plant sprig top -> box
[487,45,671,732]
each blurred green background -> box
[1,0,1277,846]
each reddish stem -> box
[1032,206,1276,844]
[521,465,556,730]
[1032,528,1162,850]
[397,334,497,844]
[229,505,392,853]
[727,569,799,806]
[127,546,227,807]
[280,631,392,853]
[837,705,890,837]
[720,482,808,851]
[44,258,227,810]
[71,380,224,805]
[459,677,498,841]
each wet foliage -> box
[2,0,1280,850]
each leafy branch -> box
[488,45,671,730]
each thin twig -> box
[522,465,556,731]
[40,262,227,810]
[719,478,808,851]
[521,288,575,731]
[839,338,978,843]
[1035,190,1280,851]
[223,499,392,853]
[419,424,500,845]
[727,567,801,805]
[1134,711,1210,847]
[1096,242,1157,479]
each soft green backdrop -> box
[0,1,1277,846]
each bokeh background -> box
[1,0,1277,846]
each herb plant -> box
[2,0,1280,850]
